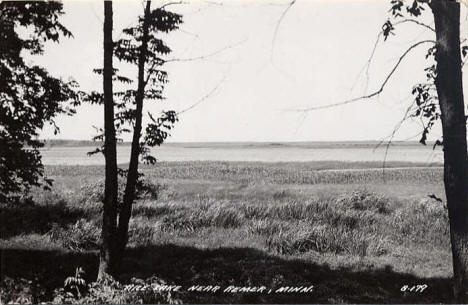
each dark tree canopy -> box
[0,1,80,202]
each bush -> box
[47,219,100,251]
[336,189,390,214]
[0,276,47,304]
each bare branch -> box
[165,38,247,63]
[352,18,435,93]
[270,0,296,64]
[373,99,416,181]
[157,1,187,10]
[375,99,416,151]
[289,39,435,112]
[397,18,435,32]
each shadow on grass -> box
[0,200,86,239]
[0,244,454,304]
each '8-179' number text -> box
[401,284,428,293]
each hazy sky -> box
[33,0,468,142]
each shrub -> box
[416,197,447,215]
[0,276,47,304]
[48,219,100,251]
[336,189,390,214]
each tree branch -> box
[270,0,296,64]
[372,99,417,181]
[164,38,247,63]
[351,18,435,93]
[157,1,187,10]
[289,39,435,112]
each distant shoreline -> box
[40,139,436,149]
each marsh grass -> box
[1,161,452,303]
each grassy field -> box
[0,161,454,303]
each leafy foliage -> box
[88,6,182,165]
[112,6,182,161]
[63,267,87,298]
[91,3,183,276]
[53,273,182,304]
[382,0,450,145]
[0,1,81,202]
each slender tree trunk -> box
[115,0,151,262]
[98,0,119,280]
[431,0,468,301]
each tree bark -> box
[98,0,119,280]
[431,0,468,301]
[116,0,152,262]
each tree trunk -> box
[431,0,468,301]
[98,0,119,280]
[116,0,152,262]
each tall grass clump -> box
[247,219,289,236]
[160,201,245,232]
[126,217,158,246]
[390,197,449,249]
[266,200,320,220]
[78,177,164,205]
[265,223,392,257]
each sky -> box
[33,0,468,142]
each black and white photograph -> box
[1,0,468,303]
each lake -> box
[39,142,444,165]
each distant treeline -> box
[38,139,435,149]
[41,139,131,147]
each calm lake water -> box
[40,142,444,165]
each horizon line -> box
[40,138,428,144]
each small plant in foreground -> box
[64,267,87,298]
[53,267,87,304]
[53,274,182,304]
